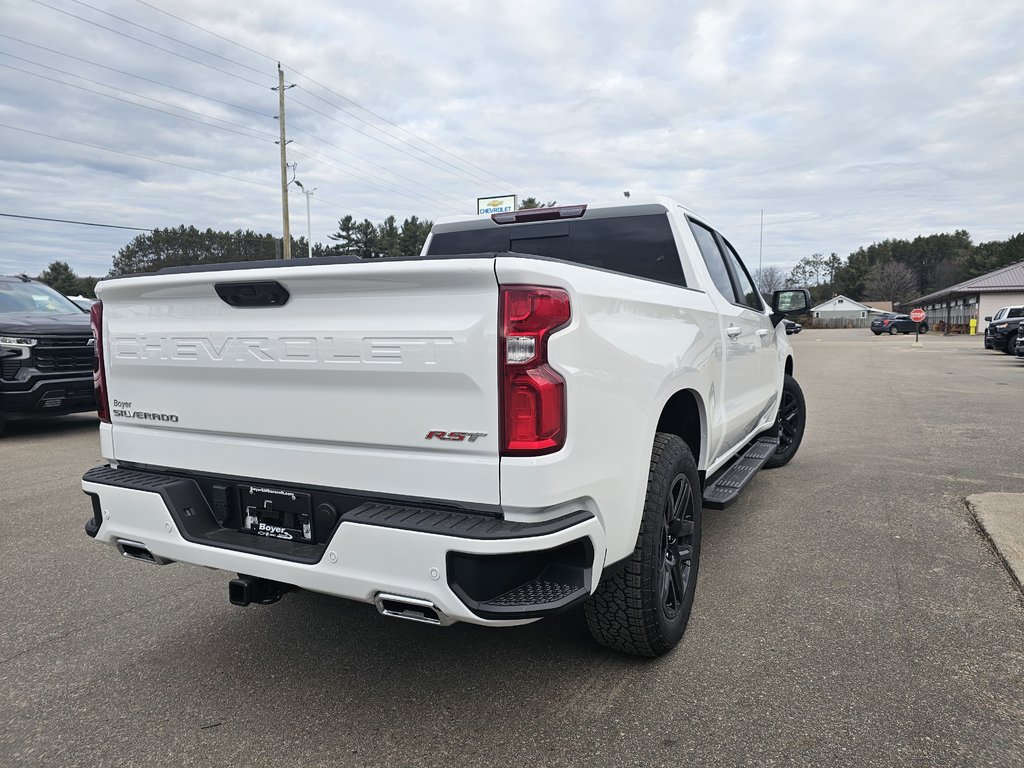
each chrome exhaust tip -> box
[374,593,450,626]
[116,538,173,566]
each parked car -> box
[870,314,927,336]
[982,306,1023,354]
[784,319,802,334]
[0,275,96,436]
[1015,331,1024,358]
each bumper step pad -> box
[702,436,779,509]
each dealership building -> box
[900,260,1024,333]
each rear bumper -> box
[0,373,95,417]
[82,465,606,626]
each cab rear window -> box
[427,214,685,287]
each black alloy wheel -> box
[1003,334,1017,355]
[585,434,701,657]
[765,374,806,469]
[659,472,696,622]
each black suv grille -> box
[1,358,20,380]
[32,336,95,373]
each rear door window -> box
[717,236,764,311]
[688,220,738,302]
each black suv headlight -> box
[0,336,37,359]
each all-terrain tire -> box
[584,433,701,657]
[764,374,806,469]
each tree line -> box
[755,230,1024,306]
[33,206,1022,307]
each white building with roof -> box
[900,260,1024,333]
[809,295,888,327]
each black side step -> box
[702,436,779,509]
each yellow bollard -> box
[969,318,977,335]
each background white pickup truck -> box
[82,198,809,657]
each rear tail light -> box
[500,286,570,455]
[90,301,110,423]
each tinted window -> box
[428,227,506,254]
[688,221,737,302]
[0,281,82,315]
[1008,308,1024,318]
[427,214,685,287]
[719,237,764,310]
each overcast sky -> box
[1,0,1022,278]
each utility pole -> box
[295,180,317,259]
[273,63,295,259]
[758,208,764,276]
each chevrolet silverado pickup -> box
[1,275,95,436]
[81,198,809,657]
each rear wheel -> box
[888,325,899,335]
[765,375,806,469]
[585,434,701,657]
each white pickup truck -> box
[82,198,809,657]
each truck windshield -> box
[0,281,84,315]
[427,213,686,287]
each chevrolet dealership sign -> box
[477,195,517,215]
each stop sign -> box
[910,308,926,323]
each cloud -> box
[0,0,1021,280]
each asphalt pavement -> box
[1,329,1022,767]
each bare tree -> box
[865,261,919,305]
[753,265,786,296]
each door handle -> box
[756,328,769,337]
[726,326,742,338]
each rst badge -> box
[425,431,487,443]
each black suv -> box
[983,306,1023,354]
[870,314,928,336]
[0,275,96,435]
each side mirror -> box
[770,289,811,326]
[984,316,992,321]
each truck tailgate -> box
[97,259,501,505]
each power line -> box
[292,71,528,192]
[0,122,279,190]
[289,146,463,215]
[0,44,467,212]
[27,0,271,89]
[131,0,276,63]
[0,33,269,119]
[0,57,277,143]
[0,53,439,212]
[129,0,530,194]
[1,212,152,231]
[288,125,468,208]
[65,0,269,77]
[290,94,497,190]
[292,89,501,189]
